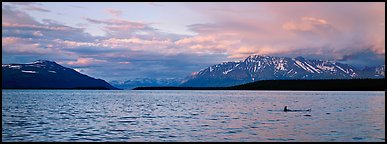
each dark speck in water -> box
[352,137,364,140]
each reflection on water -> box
[2,90,385,142]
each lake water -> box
[2,90,385,142]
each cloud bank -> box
[2,2,384,81]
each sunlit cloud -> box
[53,39,101,48]
[102,38,172,47]
[84,17,156,37]
[2,37,54,55]
[282,17,333,32]
[105,8,123,17]
[66,57,107,67]
[184,2,384,62]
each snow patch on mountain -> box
[223,69,233,75]
[22,70,37,73]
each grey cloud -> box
[24,5,50,12]
[338,50,385,68]
[2,5,39,25]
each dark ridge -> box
[2,87,115,90]
[133,79,385,91]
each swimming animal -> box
[284,106,311,112]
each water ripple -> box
[2,90,385,142]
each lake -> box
[2,90,385,142]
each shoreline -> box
[133,79,385,91]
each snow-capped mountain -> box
[2,60,118,89]
[110,78,183,89]
[181,55,385,87]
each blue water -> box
[2,90,385,142]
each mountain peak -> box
[31,60,57,64]
[247,55,269,59]
[2,60,118,90]
[244,55,271,62]
[295,56,305,60]
[28,60,61,67]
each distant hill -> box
[229,79,385,91]
[2,60,119,90]
[181,55,385,87]
[134,79,385,91]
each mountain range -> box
[2,60,118,89]
[2,55,384,89]
[181,55,385,87]
[110,78,183,90]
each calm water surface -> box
[2,90,385,142]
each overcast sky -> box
[2,2,385,81]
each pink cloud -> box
[84,17,154,35]
[147,2,162,7]
[53,39,101,48]
[175,35,216,45]
[3,2,384,71]
[282,17,330,32]
[2,37,21,45]
[99,38,181,55]
[174,34,243,56]
[2,37,53,54]
[2,4,39,25]
[2,22,77,31]
[105,8,123,17]
[102,38,172,46]
[67,57,107,66]
[184,2,385,60]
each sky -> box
[2,2,385,81]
